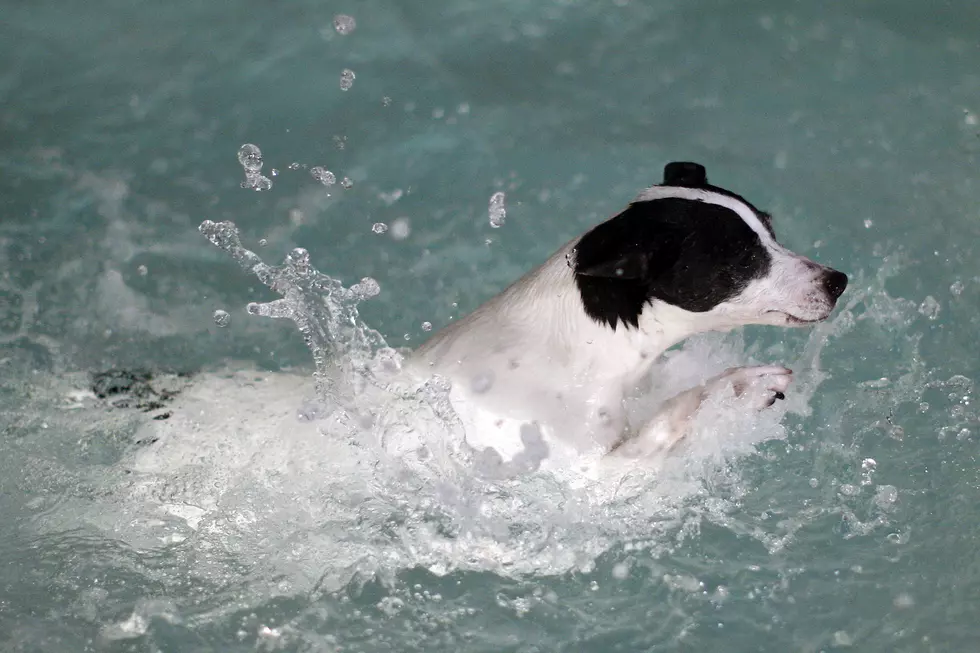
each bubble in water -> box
[310,167,336,186]
[382,96,392,107]
[918,295,940,319]
[341,176,353,189]
[270,168,279,177]
[863,219,873,229]
[371,222,388,234]
[258,239,268,247]
[213,309,231,327]
[390,217,411,240]
[612,563,630,580]
[421,321,432,332]
[237,144,263,172]
[340,69,355,91]
[288,162,301,170]
[951,280,965,295]
[489,191,507,228]
[333,14,356,35]
[137,265,148,276]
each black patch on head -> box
[573,164,774,329]
[662,161,776,238]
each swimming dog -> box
[105,162,847,472]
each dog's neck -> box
[533,245,711,386]
[416,242,715,393]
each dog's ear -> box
[663,161,707,187]
[573,201,683,282]
[575,252,649,279]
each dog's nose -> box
[822,270,848,301]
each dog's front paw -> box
[705,365,793,410]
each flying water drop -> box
[340,69,355,91]
[237,144,263,172]
[310,167,336,186]
[489,191,506,228]
[333,14,356,35]
[213,309,231,327]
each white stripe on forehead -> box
[633,185,776,247]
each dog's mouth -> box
[766,310,826,326]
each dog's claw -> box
[774,391,786,401]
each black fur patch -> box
[573,190,772,330]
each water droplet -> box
[893,592,915,609]
[241,173,273,191]
[421,321,432,332]
[390,217,411,240]
[351,277,380,299]
[270,168,279,177]
[340,69,355,91]
[310,167,336,185]
[341,177,353,189]
[863,219,873,228]
[489,191,507,228]
[333,14,356,35]
[258,239,268,247]
[137,265,148,276]
[875,485,898,507]
[809,477,819,488]
[918,295,940,320]
[288,162,301,170]
[371,222,388,234]
[237,144,263,172]
[832,630,853,647]
[213,309,231,327]
[951,280,965,295]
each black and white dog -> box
[112,162,846,472]
[409,162,846,466]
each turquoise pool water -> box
[2,0,980,650]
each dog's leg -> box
[609,366,792,458]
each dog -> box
[406,161,847,470]
[105,162,847,476]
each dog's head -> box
[571,161,847,332]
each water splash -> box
[198,220,384,396]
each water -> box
[2,0,980,650]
